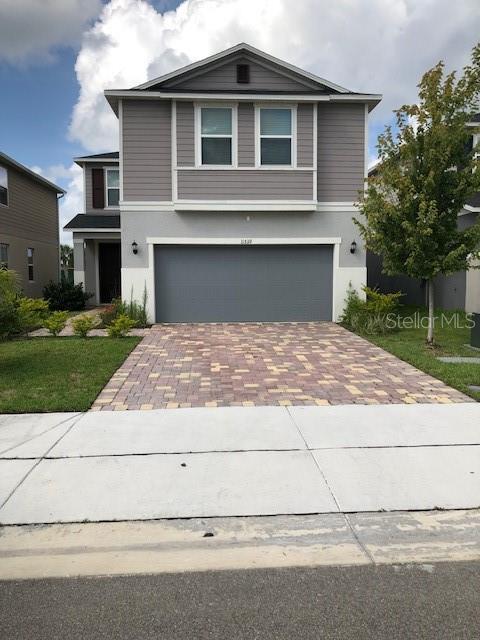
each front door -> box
[99,243,121,303]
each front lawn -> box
[0,337,140,413]
[363,308,480,401]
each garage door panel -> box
[154,245,333,322]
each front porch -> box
[66,214,121,305]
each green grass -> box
[360,307,480,401]
[0,337,140,413]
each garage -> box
[154,244,333,323]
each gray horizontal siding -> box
[84,162,119,213]
[166,56,312,92]
[176,101,194,166]
[177,170,313,200]
[238,103,255,166]
[297,103,314,167]
[122,99,171,201]
[317,103,365,201]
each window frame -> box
[0,243,8,269]
[194,103,238,168]
[0,165,9,207]
[27,247,34,282]
[104,167,120,208]
[255,104,297,169]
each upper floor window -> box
[258,108,293,166]
[27,248,34,282]
[199,107,233,166]
[0,165,8,206]
[106,169,120,207]
[0,243,8,269]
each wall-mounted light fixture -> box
[132,241,138,255]
[350,240,357,254]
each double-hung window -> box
[199,107,233,166]
[0,243,8,269]
[0,165,8,206]
[106,168,120,207]
[259,108,293,166]
[27,248,34,282]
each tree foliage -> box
[355,43,480,342]
[356,43,480,281]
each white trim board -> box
[145,237,342,245]
[119,201,359,213]
[105,90,382,105]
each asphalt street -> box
[1,562,479,639]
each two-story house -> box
[64,43,381,322]
[1,151,64,297]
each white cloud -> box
[31,163,84,245]
[69,0,480,154]
[0,0,102,64]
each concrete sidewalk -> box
[1,403,480,524]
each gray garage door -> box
[154,244,333,322]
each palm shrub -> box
[341,285,402,335]
[43,311,69,336]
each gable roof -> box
[134,43,350,94]
[0,151,65,194]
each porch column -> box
[73,239,85,287]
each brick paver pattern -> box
[92,322,471,410]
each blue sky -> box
[0,0,478,242]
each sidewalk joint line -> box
[0,413,82,457]
[0,413,86,512]
[286,405,376,565]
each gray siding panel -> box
[317,103,365,201]
[238,103,255,166]
[297,103,314,167]
[176,101,194,166]
[122,99,172,201]
[165,56,313,92]
[177,170,313,200]
[154,244,333,322]
[0,164,59,296]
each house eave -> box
[105,90,382,115]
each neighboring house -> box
[64,43,381,321]
[367,113,480,311]
[0,151,65,297]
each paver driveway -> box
[91,323,469,410]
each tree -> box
[356,43,480,344]
[60,244,73,270]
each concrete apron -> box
[1,510,480,580]
[1,404,480,526]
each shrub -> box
[17,298,50,332]
[43,280,92,312]
[341,285,402,335]
[43,311,69,336]
[99,303,117,327]
[72,314,97,338]
[101,286,148,328]
[0,270,22,340]
[0,270,49,339]
[107,314,137,338]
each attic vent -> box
[236,64,250,84]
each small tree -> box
[356,43,480,344]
